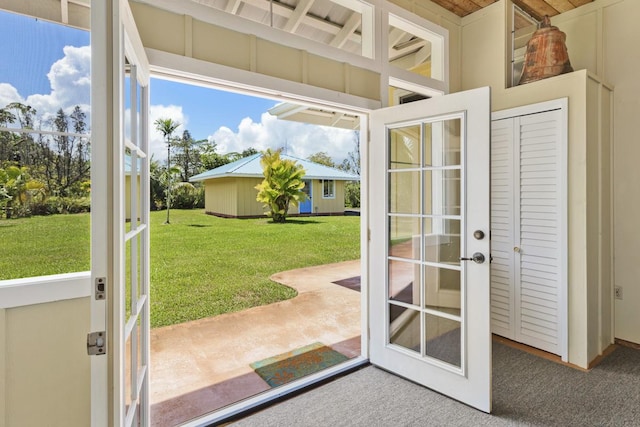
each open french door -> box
[91,0,152,425]
[369,87,492,412]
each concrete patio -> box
[149,260,362,426]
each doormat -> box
[250,342,349,388]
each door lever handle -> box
[460,252,485,264]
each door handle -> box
[460,252,485,264]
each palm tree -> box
[154,118,181,224]
[255,149,308,223]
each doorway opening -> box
[145,77,366,426]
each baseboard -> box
[615,338,640,350]
[492,335,617,372]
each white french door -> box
[91,0,152,425]
[369,87,492,412]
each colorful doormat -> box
[250,342,349,388]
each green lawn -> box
[1,210,360,328]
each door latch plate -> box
[87,331,106,356]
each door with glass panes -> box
[369,87,492,412]
[90,0,151,425]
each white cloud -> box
[24,45,91,123]
[210,112,357,163]
[147,104,188,161]
[0,83,24,108]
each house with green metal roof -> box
[190,153,359,218]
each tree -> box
[154,118,181,224]
[255,149,308,223]
[173,130,205,182]
[339,132,361,208]
[307,151,336,167]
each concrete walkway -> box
[150,260,361,427]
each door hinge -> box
[87,331,106,356]
[95,276,106,300]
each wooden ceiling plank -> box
[512,0,559,20]
[470,0,498,7]
[544,0,575,13]
[568,0,594,7]
[428,0,469,17]
[447,0,484,14]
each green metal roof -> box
[189,153,359,182]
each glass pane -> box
[125,333,133,413]
[389,171,420,214]
[423,169,461,216]
[424,119,461,167]
[424,314,461,368]
[389,216,420,259]
[388,24,433,78]
[387,87,430,107]
[424,266,461,316]
[388,259,419,305]
[423,218,460,265]
[389,126,420,169]
[388,13,445,81]
[389,305,420,353]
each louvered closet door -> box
[490,119,516,339]
[490,107,566,358]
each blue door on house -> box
[300,180,312,214]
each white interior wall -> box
[547,0,640,345]
[458,0,622,367]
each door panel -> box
[369,87,491,412]
[91,1,151,425]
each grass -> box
[0,213,91,278]
[1,209,360,328]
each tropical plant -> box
[255,149,308,223]
[0,165,46,218]
[154,118,181,224]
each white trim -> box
[135,0,378,70]
[0,272,91,309]
[180,356,369,427]
[147,48,380,113]
[491,97,567,121]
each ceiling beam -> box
[413,44,431,67]
[225,0,242,14]
[329,12,361,49]
[240,0,362,45]
[388,27,407,50]
[282,0,315,33]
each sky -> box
[0,10,357,164]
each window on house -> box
[322,179,336,198]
